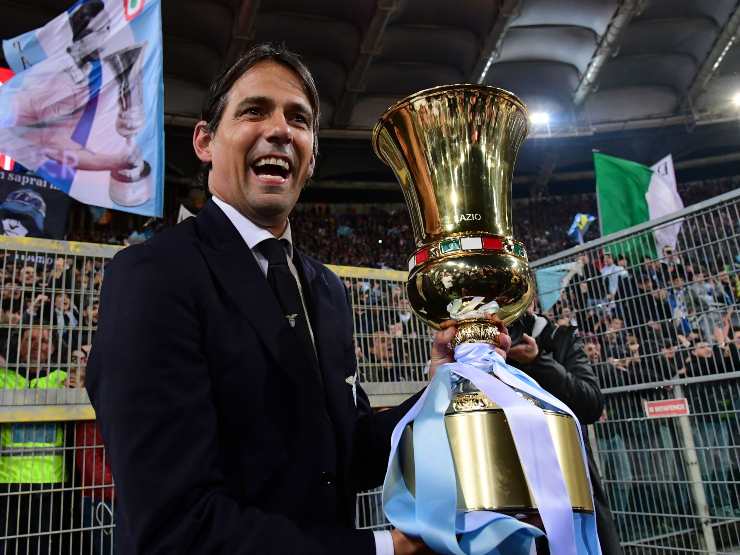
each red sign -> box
[644,398,690,418]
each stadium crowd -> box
[291,176,737,268]
[63,173,738,270]
[0,179,737,549]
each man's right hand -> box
[391,529,434,554]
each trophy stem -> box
[451,320,501,349]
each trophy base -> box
[109,161,152,207]
[400,392,593,513]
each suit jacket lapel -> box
[195,200,319,391]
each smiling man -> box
[86,44,454,554]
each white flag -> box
[648,154,684,253]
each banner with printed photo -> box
[0,0,164,217]
[0,170,71,239]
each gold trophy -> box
[372,85,592,517]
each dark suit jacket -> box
[86,200,419,554]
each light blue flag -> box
[0,0,164,217]
[535,262,576,311]
[567,213,595,244]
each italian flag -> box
[594,152,684,260]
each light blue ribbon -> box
[383,343,602,555]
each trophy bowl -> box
[373,85,592,516]
[373,85,535,340]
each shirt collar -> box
[212,195,293,259]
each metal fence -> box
[0,238,116,554]
[531,187,740,555]
[0,234,429,551]
[3,188,736,552]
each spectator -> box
[0,326,76,552]
[683,340,735,516]
[46,257,73,290]
[71,344,116,554]
[601,253,628,298]
[507,312,622,555]
[53,292,79,346]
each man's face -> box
[733,330,740,348]
[693,342,712,358]
[55,294,71,311]
[585,342,601,362]
[19,327,54,367]
[19,266,37,285]
[370,331,394,361]
[604,254,613,265]
[69,344,91,388]
[85,302,99,323]
[195,61,315,231]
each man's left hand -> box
[428,320,512,378]
[508,333,539,365]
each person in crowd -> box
[506,310,622,555]
[686,268,724,342]
[69,343,117,554]
[600,252,628,299]
[615,270,665,352]
[602,317,628,363]
[53,292,79,346]
[17,264,40,288]
[82,297,100,341]
[659,245,683,284]
[46,256,73,290]
[682,339,736,516]
[667,268,692,336]
[0,325,76,552]
[86,43,490,554]
[362,327,398,382]
[1,280,22,328]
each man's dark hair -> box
[200,43,320,158]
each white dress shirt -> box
[212,196,316,353]
[211,196,394,555]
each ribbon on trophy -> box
[383,343,601,555]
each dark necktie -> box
[257,238,318,365]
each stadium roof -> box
[3,0,740,199]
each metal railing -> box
[3,188,736,551]
[0,237,116,554]
[530,188,740,555]
[0,234,431,550]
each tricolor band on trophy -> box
[373,86,601,555]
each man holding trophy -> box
[88,43,482,554]
[88,40,598,554]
